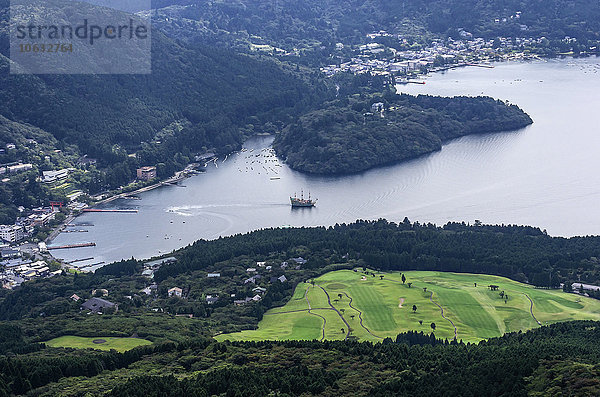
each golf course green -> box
[44,336,152,352]
[216,270,600,343]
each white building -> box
[0,163,33,174]
[42,169,71,183]
[0,225,26,243]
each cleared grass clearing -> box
[44,336,151,352]
[217,270,600,343]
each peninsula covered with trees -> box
[274,93,533,174]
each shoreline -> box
[44,56,596,267]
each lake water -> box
[51,57,600,267]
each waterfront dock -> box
[65,257,94,264]
[48,243,96,250]
[82,209,138,213]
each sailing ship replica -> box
[290,190,317,207]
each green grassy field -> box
[216,270,600,343]
[44,336,152,352]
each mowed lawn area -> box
[216,270,600,343]
[45,336,152,352]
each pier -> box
[65,257,94,264]
[465,63,494,68]
[48,243,96,250]
[82,209,138,213]
[79,261,105,269]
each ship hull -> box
[290,198,316,207]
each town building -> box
[42,169,71,183]
[0,163,33,175]
[0,225,26,243]
[136,166,157,181]
[145,256,176,269]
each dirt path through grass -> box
[317,284,351,340]
[429,291,458,340]
[305,286,327,341]
[524,293,542,325]
[341,291,383,339]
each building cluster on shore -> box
[320,31,573,79]
[0,207,58,243]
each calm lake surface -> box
[51,57,600,267]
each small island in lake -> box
[273,93,533,174]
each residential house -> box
[244,275,262,284]
[206,295,219,304]
[136,166,157,181]
[145,257,177,270]
[234,295,262,305]
[292,257,307,265]
[141,284,157,295]
[207,273,221,278]
[80,297,117,313]
[252,287,267,294]
[168,287,183,297]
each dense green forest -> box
[149,0,600,59]
[0,321,598,395]
[273,93,533,174]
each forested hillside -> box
[149,0,600,53]
[273,93,533,174]
[0,0,330,193]
[1,321,598,396]
[154,220,599,289]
